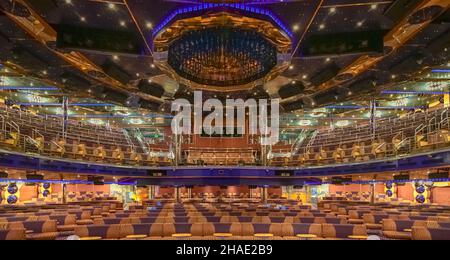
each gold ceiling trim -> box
[6,0,132,95]
[301,0,450,101]
[282,0,449,105]
[154,12,292,53]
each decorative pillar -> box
[175,186,181,203]
[370,183,376,204]
[261,186,268,204]
[370,99,377,140]
[62,183,67,204]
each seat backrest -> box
[412,227,450,240]
[75,224,121,239]
[322,224,367,239]
[0,229,26,240]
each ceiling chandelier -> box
[168,28,278,87]
[153,12,292,91]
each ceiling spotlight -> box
[292,24,300,32]
[302,74,308,79]
[120,21,126,27]
[113,55,119,60]
[80,16,86,22]
[329,7,336,14]
[319,24,325,30]
[356,21,364,27]
[371,4,378,10]
[108,3,115,10]
[146,22,153,29]
[289,65,294,70]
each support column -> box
[370,99,377,140]
[148,186,157,200]
[62,96,69,140]
[370,182,376,204]
[175,187,181,203]
[62,183,67,204]
[261,186,268,204]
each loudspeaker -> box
[11,45,49,70]
[101,59,131,85]
[389,53,425,75]
[26,174,44,181]
[348,77,377,94]
[283,100,304,111]
[428,171,449,179]
[56,24,145,55]
[278,82,305,99]
[138,99,161,111]
[138,80,165,98]
[60,70,91,91]
[309,63,341,86]
[0,171,8,178]
[302,30,386,57]
[384,0,422,23]
[394,174,410,181]
[101,89,129,104]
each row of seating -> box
[73,223,369,240]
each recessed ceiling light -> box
[80,16,86,22]
[329,7,336,14]
[108,3,115,10]
[371,4,378,10]
[319,24,325,30]
[120,21,126,27]
[292,24,300,32]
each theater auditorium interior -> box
[0,0,449,242]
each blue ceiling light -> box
[0,86,59,91]
[17,102,115,107]
[48,114,173,119]
[325,105,425,110]
[153,3,293,38]
[431,69,450,73]
[381,90,450,95]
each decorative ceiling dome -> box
[153,12,292,91]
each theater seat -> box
[0,229,26,240]
[382,219,427,240]
[322,224,367,240]
[412,227,450,240]
[75,224,121,240]
[8,220,58,240]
